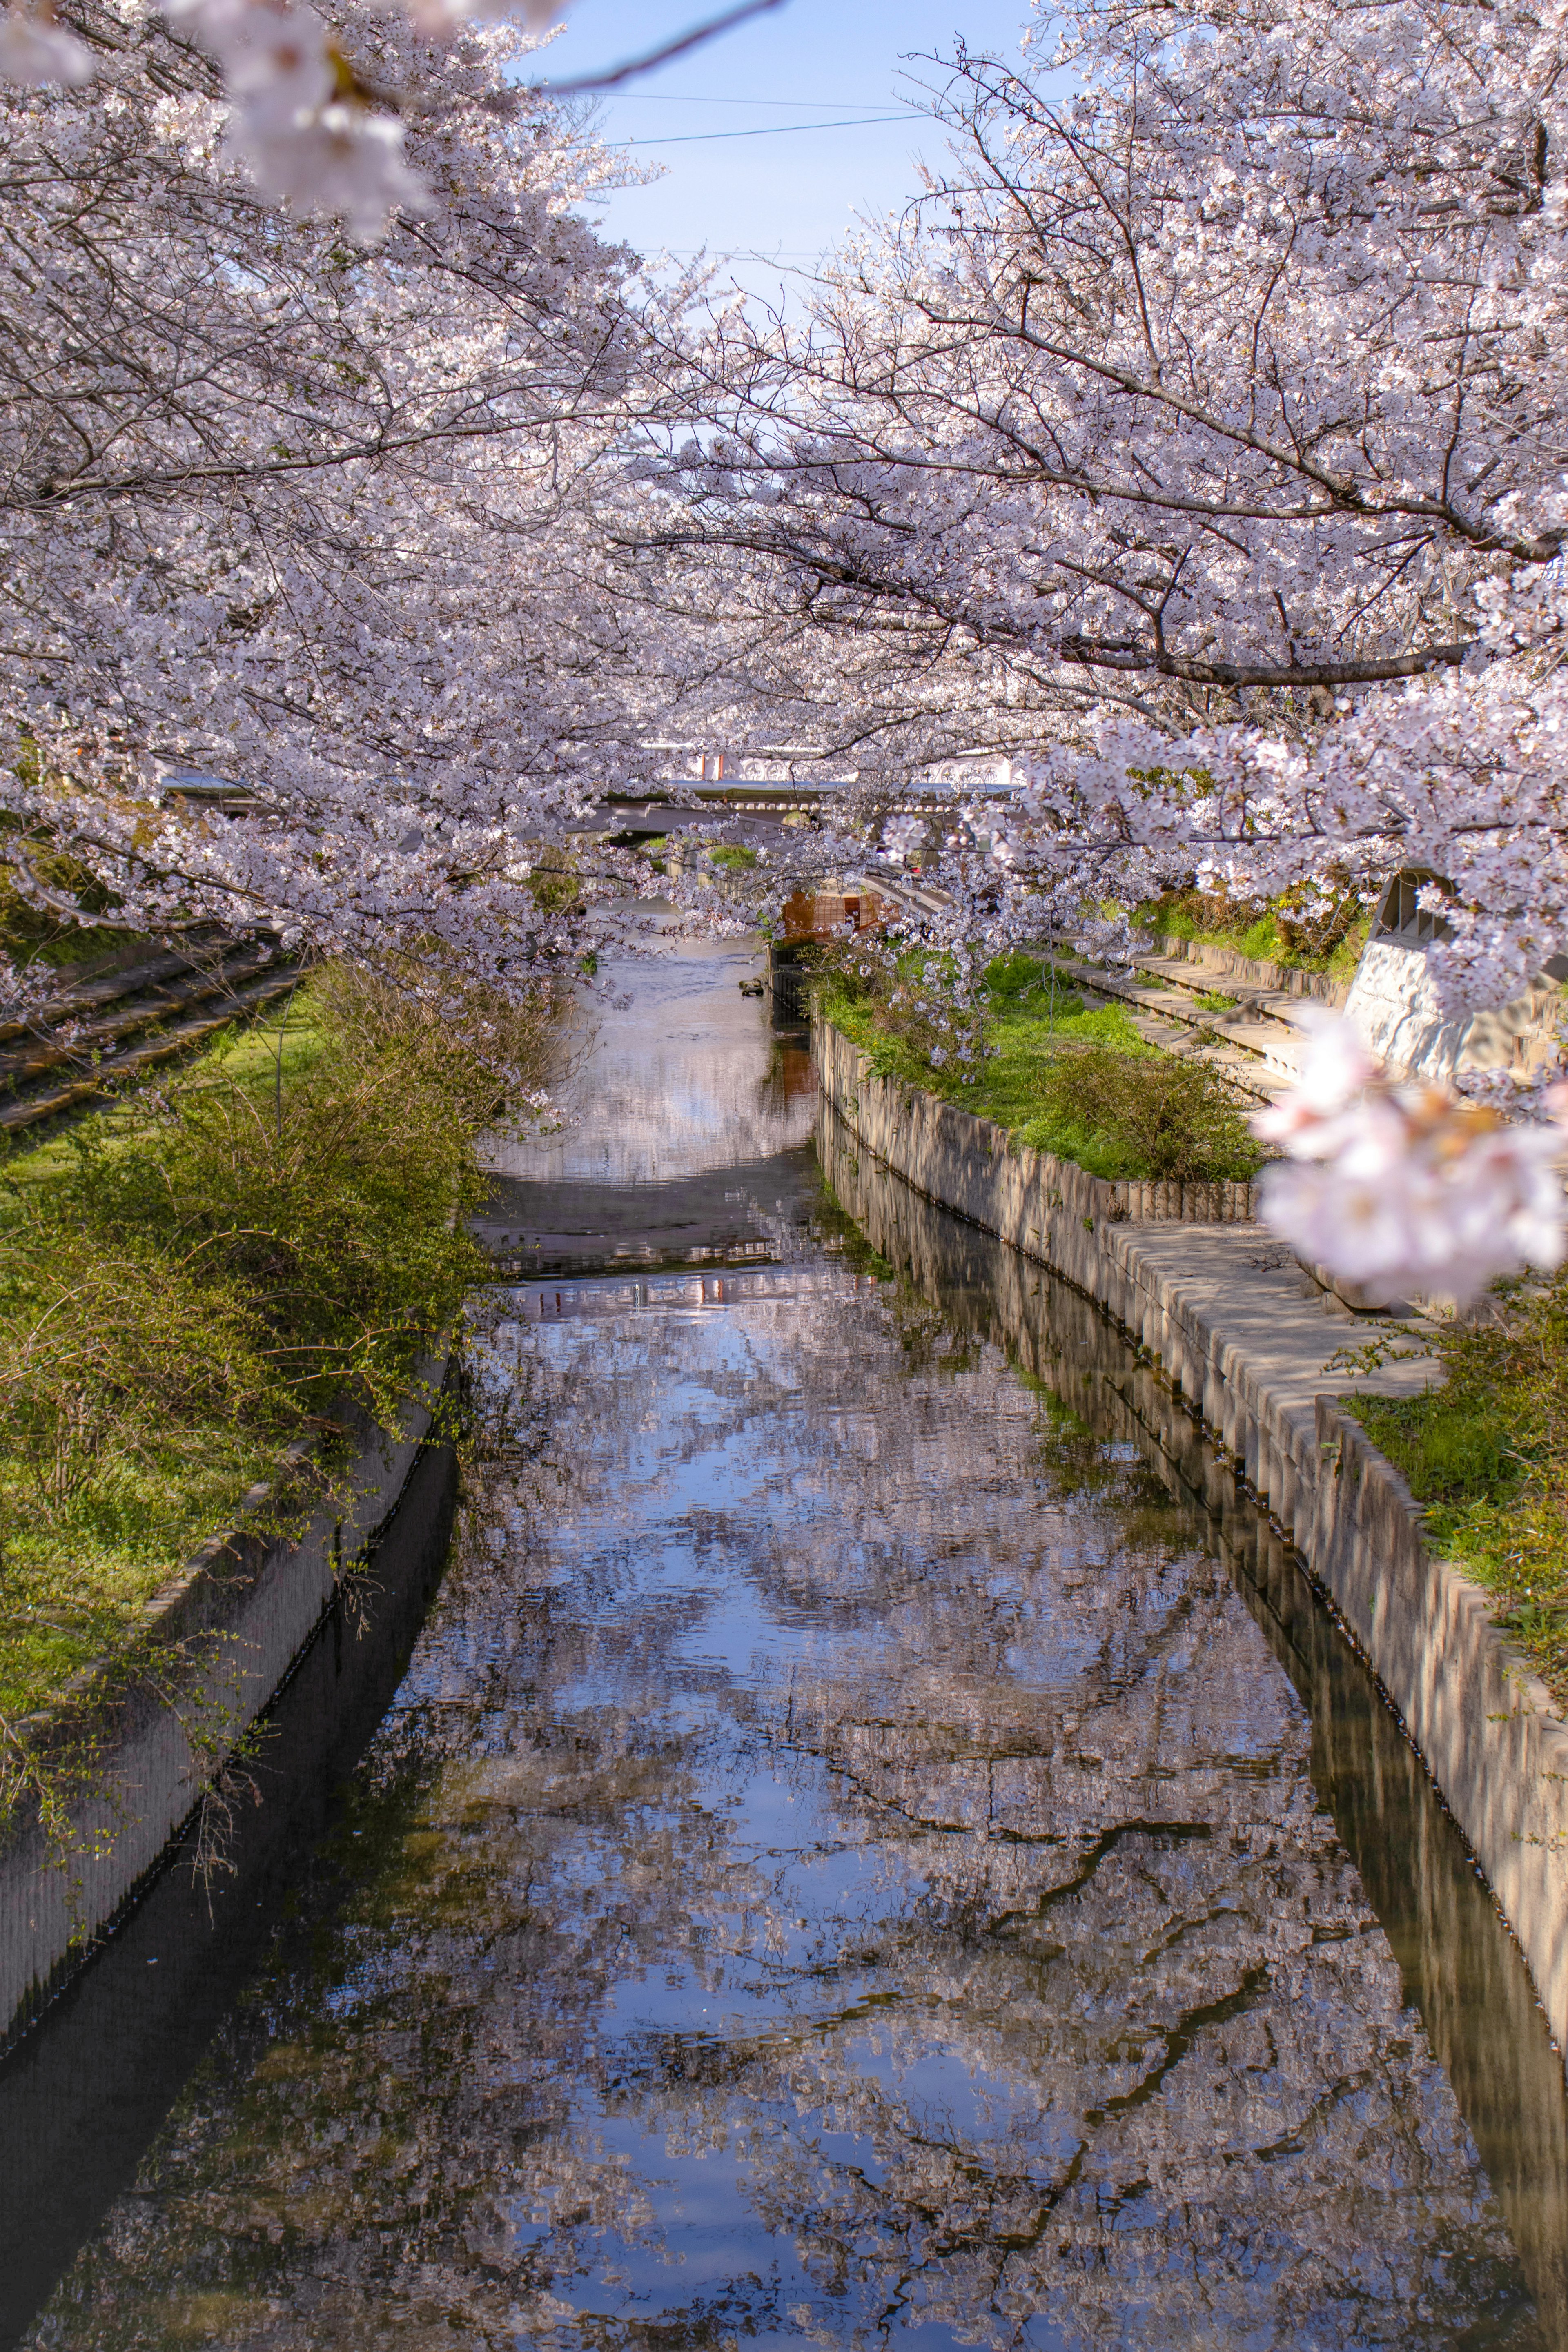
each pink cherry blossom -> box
[0,2,91,82]
[1256,1060,1568,1305]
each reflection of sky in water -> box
[487,936,812,1187]
[25,943,1554,2352]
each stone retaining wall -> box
[814,1014,1257,1244]
[1149,931,1352,1005]
[817,1010,1568,2058]
[0,1357,450,2047]
[1308,1405,1568,2048]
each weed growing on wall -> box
[1136,884,1372,981]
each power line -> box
[599,91,910,108]
[615,114,913,145]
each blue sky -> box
[532,0,1042,285]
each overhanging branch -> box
[1059,634,1472,687]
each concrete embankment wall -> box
[0,1360,450,2047]
[816,1011,1568,2057]
[818,1102,1568,2334]
[1148,931,1351,1006]
[811,1018,1256,1249]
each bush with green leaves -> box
[822,950,1261,1184]
[1032,1045,1263,1185]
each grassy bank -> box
[1136,886,1371,982]
[1342,1282,1568,1708]
[0,966,552,1730]
[822,952,1262,1185]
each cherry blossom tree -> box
[644,0,1568,1289]
[0,0,879,1141]
[0,0,793,1023]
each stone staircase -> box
[853,877,1331,1103]
[0,936,301,1135]
[1054,941,1332,1104]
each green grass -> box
[0,967,553,1729]
[1190,989,1239,1013]
[1139,890,1370,981]
[823,953,1262,1184]
[1341,1281,1568,1708]
[708,845,758,872]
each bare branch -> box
[537,0,793,96]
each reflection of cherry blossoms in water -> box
[485,937,812,1192]
[33,1246,1539,2350]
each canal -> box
[4,935,1568,2349]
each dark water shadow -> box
[0,1438,458,2351]
[475,1144,817,1276]
[820,1102,1568,2348]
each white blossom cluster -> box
[1255,1014,1568,1305]
[0,0,569,233]
[637,0,1568,1296]
[0,0,759,1023]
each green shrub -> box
[709,844,758,871]
[821,953,1260,1184]
[1032,1045,1262,1184]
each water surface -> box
[14,940,1568,2351]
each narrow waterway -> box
[7,937,1568,2350]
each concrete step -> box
[0,931,247,1044]
[0,965,301,1134]
[0,942,290,1087]
[1131,953,1320,1040]
[1054,960,1298,1104]
[1061,958,1307,1080]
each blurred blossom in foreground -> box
[880,813,925,866]
[1254,1012,1568,1307]
[3,0,573,231]
[160,0,432,236]
[0,2,93,81]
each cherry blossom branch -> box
[1058,636,1474,687]
[537,0,791,95]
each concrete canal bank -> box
[815,1009,1568,2061]
[0,1357,452,2049]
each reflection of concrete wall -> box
[1346,937,1561,1082]
[819,1105,1568,2341]
[816,1024,1568,2083]
[0,1437,458,2347]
